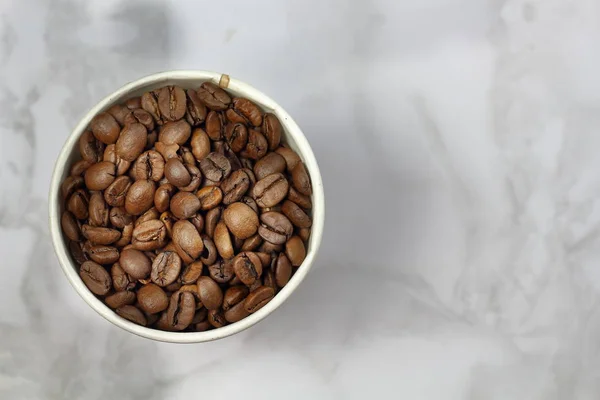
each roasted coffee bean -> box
[197,82,231,111]
[88,192,109,227]
[79,130,105,162]
[170,191,201,219]
[232,252,263,287]
[200,235,218,265]
[172,220,204,264]
[224,123,248,153]
[119,248,151,280]
[154,183,175,213]
[166,281,183,293]
[80,261,112,295]
[191,128,211,161]
[232,97,262,127]
[115,223,134,248]
[137,283,169,314]
[255,252,272,267]
[258,211,293,244]
[61,176,84,201]
[205,110,224,140]
[70,160,93,177]
[69,241,88,264]
[141,91,161,123]
[125,180,155,215]
[275,147,301,172]
[285,236,306,266]
[186,89,207,126]
[111,262,134,292]
[146,130,158,150]
[103,144,131,176]
[115,123,147,162]
[81,225,121,245]
[179,284,202,307]
[181,261,203,285]
[157,86,187,122]
[281,200,311,228]
[165,158,191,187]
[88,245,119,264]
[253,173,289,208]
[242,129,268,160]
[192,308,208,324]
[151,251,181,287]
[132,219,167,251]
[125,97,142,110]
[107,104,132,126]
[204,207,222,238]
[196,186,222,210]
[177,164,201,192]
[291,162,312,196]
[241,196,259,214]
[124,108,155,131]
[155,142,179,162]
[214,221,234,259]
[195,320,212,331]
[199,152,231,183]
[288,187,312,209]
[221,169,250,205]
[133,150,165,182]
[262,113,282,150]
[159,120,191,145]
[105,291,136,309]
[166,290,195,330]
[298,227,311,243]
[207,259,235,284]
[61,211,80,241]
[90,112,120,144]
[241,234,262,252]
[85,161,116,191]
[223,202,259,239]
[224,301,250,323]
[197,276,223,310]
[189,213,204,233]
[244,286,274,313]
[116,305,147,326]
[208,309,227,328]
[254,152,286,180]
[222,286,249,311]
[159,211,175,238]
[67,189,90,220]
[258,241,283,254]
[104,176,131,207]
[274,253,292,287]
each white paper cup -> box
[48,71,324,343]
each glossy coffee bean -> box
[285,236,306,266]
[224,123,248,153]
[159,120,191,145]
[281,200,312,228]
[61,211,80,241]
[223,202,259,239]
[262,113,282,150]
[214,221,234,259]
[177,164,201,192]
[159,211,175,238]
[141,91,161,123]
[124,108,155,131]
[79,130,105,162]
[221,169,250,205]
[88,192,109,227]
[222,286,249,311]
[165,158,191,187]
[158,86,187,122]
[233,252,263,286]
[197,82,231,111]
[191,128,211,161]
[207,259,235,284]
[254,152,286,180]
[119,248,151,280]
[115,223,133,248]
[70,160,93,176]
[205,110,225,140]
[166,290,195,330]
[172,220,204,264]
[196,186,222,210]
[186,89,207,126]
[224,301,250,323]
[200,152,231,183]
[274,253,293,287]
[170,191,201,219]
[133,150,165,181]
[232,97,262,127]
[197,276,223,310]
[85,161,116,191]
[137,283,169,314]
[90,112,120,144]
[103,144,131,176]
[125,180,155,215]
[104,176,131,207]
[258,211,293,244]
[252,173,289,208]
[132,219,167,251]
[241,234,262,252]
[208,309,227,328]
[116,123,147,162]
[151,251,181,287]
[244,286,274,313]
[79,261,112,295]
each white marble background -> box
[1,0,600,398]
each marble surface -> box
[2,0,600,398]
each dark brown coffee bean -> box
[90,112,120,144]
[241,196,259,214]
[223,202,259,239]
[275,146,301,172]
[69,241,88,264]
[166,290,196,330]
[116,305,147,326]
[141,91,161,123]
[125,180,155,215]
[158,86,187,122]
[61,175,84,201]
[274,253,293,287]
[233,236,244,252]
[258,211,293,244]
[232,252,263,286]
[241,234,262,252]
[232,97,263,127]
[159,120,191,145]
[190,128,211,161]
[119,248,151,280]
[125,108,155,131]
[61,211,80,241]
[288,187,312,209]
[81,224,121,245]
[199,152,231,182]
[197,82,231,111]
[242,129,268,160]
[281,200,312,228]
[132,219,167,251]
[181,261,203,285]
[107,104,132,125]
[253,173,289,208]
[79,261,112,295]
[125,96,142,110]
[285,236,306,266]
[196,186,223,210]
[214,221,234,259]
[200,235,218,265]
[221,169,250,205]
[225,108,247,125]
[85,161,116,191]
[164,158,191,187]
[103,176,131,207]
[186,89,207,126]
[154,183,175,213]
[146,130,158,150]
[116,123,147,162]
[224,301,251,323]
[67,189,90,220]
[244,286,274,313]
[88,192,109,227]
[207,259,235,284]
[105,291,136,309]
[70,160,93,177]
[88,245,119,264]
[291,162,312,196]
[151,251,181,287]
[111,262,134,292]
[254,152,286,180]
[103,144,131,176]
[159,211,175,238]
[197,276,223,310]
[172,220,204,264]
[177,164,201,192]
[262,113,282,150]
[79,130,105,162]
[137,283,169,314]
[205,207,222,238]
[222,286,249,311]
[224,123,248,153]
[170,191,201,219]
[133,150,165,181]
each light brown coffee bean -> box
[186,89,207,126]
[274,253,293,287]
[285,236,306,266]
[116,123,147,162]
[224,301,251,323]
[151,251,181,287]
[125,108,155,131]
[107,104,131,125]
[90,112,120,144]
[298,227,311,243]
[244,286,274,313]
[105,291,136,309]
[200,152,231,182]
[132,219,167,251]
[177,164,201,192]
[214,221,234,259]
[70,160,93,176]
[241,234,262,252]
[288,187,312,209]
[242,129,268,160]
[232,252,263,286]
[141,91,161,122]
[232,97,263,127]
[117,305,147,326]
[79,261,112,295]
[224,123,248,153]
[115,223,134,248]
[165,158,191,187]
[223,202,259,239]
[172,220,204,264]
[85,161,116,191]
[159,211,176,238]
[205,110,225,141]
[104,176,131,207]
[158,86,187,122]
[103,144,131,176]
[197,276,223,310]
[221,169,250,205]
[196,186,223,210]
[255,252,272,267]
[205,207,222,238]
[170,191,201,219]
[125,96,142,110]
[222,286,249,311]
[208,309,227,328]
[137,283,169,314]
[119,248,152,280]
[111,262,135,292]
[61,175,84,201]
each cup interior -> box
[49,71,324,343]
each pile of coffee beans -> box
[60,83,312,331]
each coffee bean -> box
[119,248,151,280]
[253,173,289,208]
[166,281,183,293]
[154,142,179,162]
[258,211,293,245]
[291,162,312,196]
[61,175,84,201]
[241,234,262,252]
[90,112,120,144]
[79,130,104,162]
[200,235,218,265]
[159,211,176,238]
[196,276,223,311]
[287,187,312,209]
[109,207,133,230]
[214,221,234,259]
[222,286,249,311]
[87,245,119,264]
[285,236,306,266]
[241,196,259,214]
[207,259,235,284]
[170,191,201,219]
[274,253,292,287]
[104,176,131,207]
[196,186,223,210]
[70,160,93,177]
[189,213,204,233]
[67,189,90,220]
[165,158,191,187]
[262,113,282,150]
[159,120,191,145]
[197,82,231,111]
[85,161,116,191]
[255,252,272,267]
[107,104,132,126]
[207,309,227,328]
[224,123,248,153]
[233,252,263,286]
[192,308,208,324]
[117,305,147,326]
[186,89,207,126]
[125,97,142,110]
[242,129,268,160]
[172,220,204,264]
[204,111,224,141]
[179,284,202,308]
[281,200,312,228]
[88,192,109,227]
[232,97,263,127]
[224,301,251,323]
[298,227,311,243]
[132,219,167,251]
[190,128,211,161]
[151,251,181,287]
[177,164,201,192]
[137,283,169,314]
[275,147,301,172]
[195,320,212,331]
[154,183,175,213]
[111,262,134,292]
[244,286,274,313]
[115,223,134,248]
[166,290,196,330]
[158,86,187,122]
[200,152,232,183]
[79,261,112,295]
[125,108,155,131]
[125,180,155,215]
[181,261,203,285]
[254,152,286,180]
[114,123,147,162]
[141,91,161,123]
[221,170,250,205]
[133,150,165,181]
[61,211,81,241]
[81,225,121,245]
[103,144,131,176]
[105,291,136,309]
[223,202,259,239]
[204,207,222,238]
